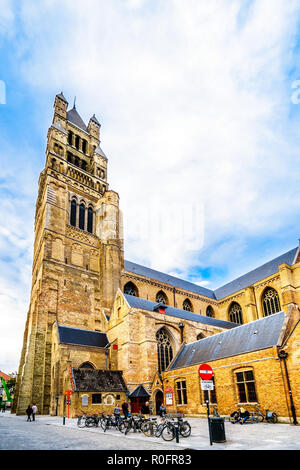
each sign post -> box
[198,364,214,446]
[64,389,73,419]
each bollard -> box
[63,415,65,425]
[175,423,180,443]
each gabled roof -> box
[123,294,238,330]
[128,384,150,398]
[57,325,109,348]
[72,369,127,392]
[169,311,285,370]
[124,260,216,299]
[67,107,88,132]
[124,247,298,301]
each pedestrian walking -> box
[26,404,33,422]
[121,401,129,419]
[32,403,38,421]
[113,403,121,423]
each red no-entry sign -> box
[198,363,213,380]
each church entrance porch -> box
[153,389,164,415]
[128,385,150,414]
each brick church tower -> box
[13,93,124,415]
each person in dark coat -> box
[159,404,166,417]
[141,401,150,418]
[122,401,129,419]
[26,404,33,422]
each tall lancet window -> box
[156,328,174,373]
[70,199,77,227]
[79,203,85,230]
[87,207,93,234]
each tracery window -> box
[262,287,281,317]
[206,306,214,317]
[156,290,168,304]
[229,302,243,324]
[156,328,174,373]
[183,298,193,312]
[124,281,138,297]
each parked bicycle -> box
[124,415,145,435]
[77,411,88,428]
[102,413,124,432]
[157,416,191,441]
[140,417,158,437]
[254,405,278,423]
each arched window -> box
[183,298,193,312]
[79,362,94,369]
[262,287,281,317]
[156,328,174,373]
[124,281,138,297]
[79,203,85,230]
[156,290,168,304]
[87,207,93,234]
[229,302,243,324]
[82,139,87,154]
[206,306,214,317]
[75,135,80,150]
[70,199,77,227]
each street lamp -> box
[278,350,298,425]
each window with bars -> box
[235,370,257,403]
[229,302,243,324]
[262,287,281,317]
[176,380,187,405]
[156,328,173,373]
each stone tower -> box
[13,93,124,415]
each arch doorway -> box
[154,390,164,415]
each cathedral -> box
[13,93,300,423]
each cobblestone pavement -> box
[0,413,299,450]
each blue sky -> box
[1,0,300,372]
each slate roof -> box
[56,92,68,103]
[67,107,88,132]
[52,119,67,134]
[57,325,109,348]
[124,260,216,299]
[214,247,298,299]
[123,294,238,330]
[72,369,127,392]
[169,311,285,370]
[128,385,150,398]
[95,143,107,159]
[124,247,298,301]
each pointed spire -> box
[56,91,68,104]
[73,96,77,109]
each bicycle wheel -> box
[257,413,264,422]
[161,424,175,441]
[180,422,191,437]
[141,421,158,437]
[85,417,96,427]
[117,420,126,433]
[77,416,86,428]
[155,424,164,437]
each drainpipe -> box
[278,350,298,425]
[173,287,176,307]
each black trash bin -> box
[209,417,226,443]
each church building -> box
[13,93,299,423]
